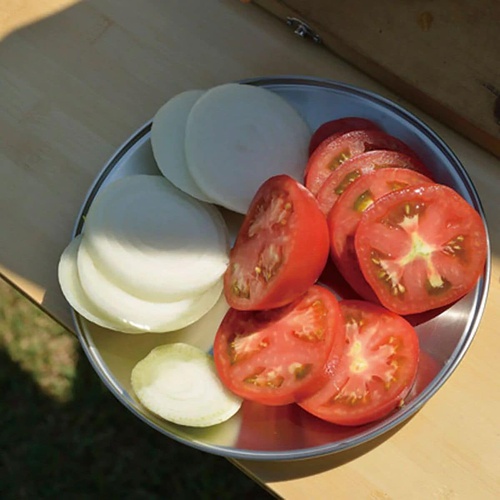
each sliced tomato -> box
[355,184,488,315]
[299,300,420,426]
[329,168,433,303]
[213,285,345,406]
[304,129,419,195]
[308,117,380,156]
[224,175,329,311]
[316,150,430,215]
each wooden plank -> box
[252,0,500,158]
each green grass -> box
[0,279,274,499]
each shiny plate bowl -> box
[71,76,491,461]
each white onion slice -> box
[82,175,229,301]
[77,239,223,333]
[185,83,311,213]
[57,235,145,333]
[131,343,242,427]
[151,90,213,202]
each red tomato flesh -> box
[316,150,430,215]
[329,167,433,303]
[224,175,329,311]
[299,300,420,426]
[304,129,419,195]
[355,184,488,315]
[308,117,380,156]
[213,285,345,406]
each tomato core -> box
[335,318,399,404]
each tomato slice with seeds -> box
[308,117,380,156]
[213,285,344,406]
[299,300,420,426]
[304,129,419,195]
[224,175,329,311]
[316,150,430,215]
[329,168,433,303]
[355,183,488,315]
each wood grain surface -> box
[253,0,500,159]
[0,1,499,498]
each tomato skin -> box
[355,183,488,315]
[328,167,433,303]
[316,150,430,216]
[304,129,419,195]
[308,117,380,156]
[299,300,420,426]
[213,285,344,406]
[224,175,329,311]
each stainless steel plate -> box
[72,76,491,461]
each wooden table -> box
[1,1,499,498]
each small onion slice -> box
[151,90,213,202]
[77,239,223,333]
[82,175,229,301]
[185,83,311,214]
[131,343,242,427]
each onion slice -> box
[151,90,213,202]
[57,235,145,333]
[185,83,311,214]
[77,238,223,333]
[82,175,229,301]
[131,343,242,427]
